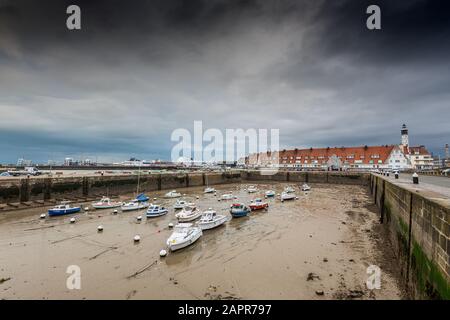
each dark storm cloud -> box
[0,0,449,163]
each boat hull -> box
[197,216,227,230]
[146,210,168,218]
[92,203,122,209]
[48,207,81,216]
[167,231,202,251]
[176,212,202,222]
[230,210,249,218]
[249,203,268,210]
[121,203,149,211]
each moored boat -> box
[121,200,150,211]
[173,199,191,210]
[175,205,202,222]
[284,186,295,193]
[249,198,269,211]
[265,190,276,197]
[204,187,216,194]
[281,192,296,201]
[48,202,81,216]
[221,193,234,200]
[146,205,168,218]
[92,197,123,209]
[230,203,250,218]
[196,209,227,230]
[301,183,311,191]
[247,185,258,193]
[165,190,182,198]
[135,193,150,202]
[166,223,203,251]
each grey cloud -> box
[0,0,449,163]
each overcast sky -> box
[0,0,449,164]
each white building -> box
[399,124,434,170]
[386,145,411,170]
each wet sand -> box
[0,183,405,299]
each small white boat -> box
[281,192,296,201]
[265,190,276,197]
[175,205,202,222]
[247,185,258,193]
[284,186,295,193]
[121,200,150,211]
[173,199,191,210]
[197,209,227,230]
[166,223,203,251]
[92,197,122,209]
[165,190,182,198]
[221,193,234,200]
[146,205,168,218]
[204,187,216,194]
[301,183,311,191]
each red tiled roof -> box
[408,145,430,155]
[247,145,396,165]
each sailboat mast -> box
[136,162,141,195]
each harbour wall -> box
[370,174,450,299]
[0,171,241,207]
[0,170,369,209]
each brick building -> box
[244,145,408,170]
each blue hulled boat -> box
[146,205,168,218]
[135,193,150,202]
[48,203,81,216]
[230,203,250,218]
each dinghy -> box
[196,209,227,230]
[247,185,258,193]
[221,193,234,200]
[204,187,216,194]
[173,199,191,210]
[166,223,203,251]
[265,190,275,197]
[249,198,269,211]
[204,175,215,194]
[48,202,81,216]
[92,197,122,209]
[175,204,202,222]
[165,190,182,198]
[301,183,311,191]
[146,205,168,218]
[121,199,150,211]
[284,186,295,193]
[230,203,250,218]
[281,192,296,201]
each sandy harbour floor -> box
[0,182,406,299]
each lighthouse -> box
[401,124,409,150]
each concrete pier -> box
[370,173,450,299]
